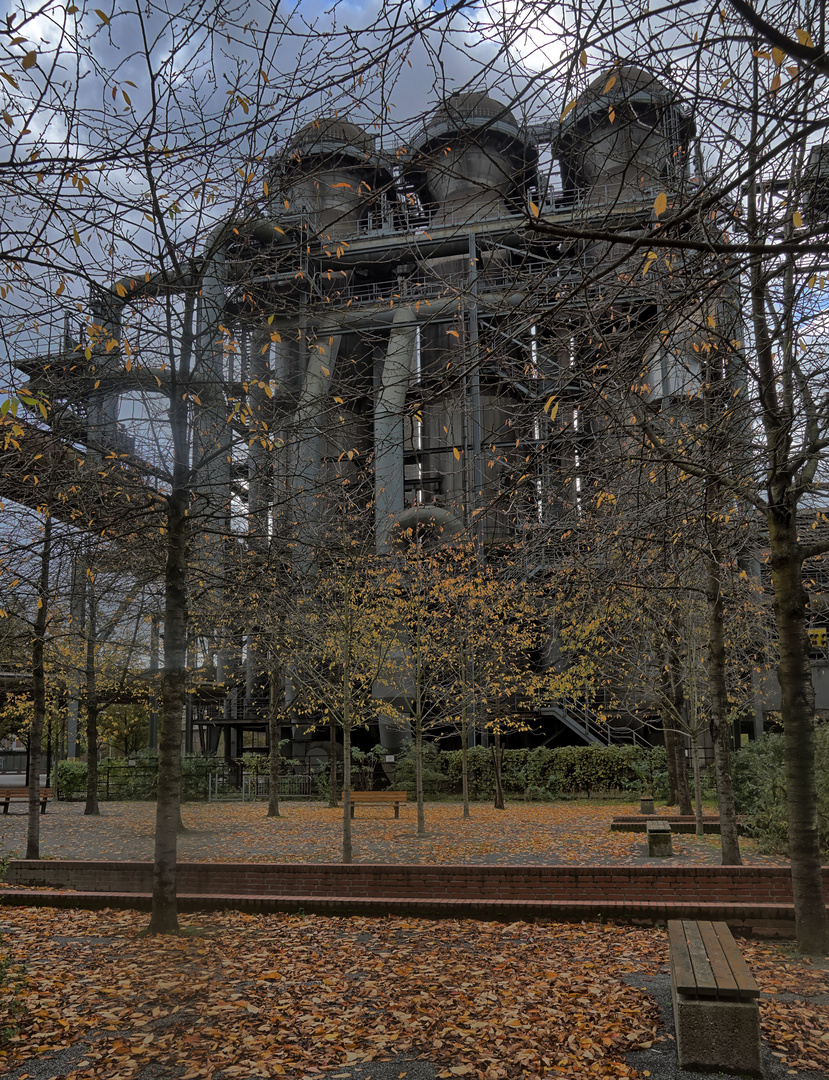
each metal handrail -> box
[314,252,656,310]
[279,183,670,244]
[538,695,644,747]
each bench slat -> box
[670,920,760,1002]
[0,788,52,796]
[668,920,698,997]
[681,919,720,998]
[711,921,760,1000]
[345,791,406,801]
[0,788,52,814]
[345,791,407,818]
[696,920,740,999]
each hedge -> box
[54,743,673,803]
[393,744,669,800]
[56,753,220,802]
[733,725,829,856]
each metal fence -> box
[208,771,316,802]
[59,763,214,801]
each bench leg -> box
[2,801,8,815]
[350,805,355,819]
[394,803,399,819]
[40,800,47,814]
[648,833,672,857]
[672,987,761,1075]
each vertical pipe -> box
[247,328,272,720]
[88,286,123,444]
[291,326,341,568]
[374,307,415,553]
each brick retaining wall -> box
[4,861,827,933]
[7,860,827,905]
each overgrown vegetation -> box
[734,726,829,856]
[393,744,669,801]
[57,753,220,802]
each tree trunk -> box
[341,618,353,863]
[459,638,470,819]
[690,728,704,837]
[328,716,339,808]
[663,646,692,815]
[492,727,505,810]
[745,127,829,952]
[148,478,187,935]
[415,711,425,836]
[84,581,100,816]
[461,708,470,820]
[52,717,65,802]
[675,738,692,817]
[26,512,52,860]
[662,718,680,806]
[768,508,829,952]
[706,548,742,864]
[267,669,281,818]
[341,721,352,863]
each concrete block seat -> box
[646,819,672,857]
[668,919,761,1075]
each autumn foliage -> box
[0,908,827,1079]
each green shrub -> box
[733,726,829,855]
[182,754,221,800]
[394,743,447,796]
[394,743,667,801]
[441,746,494,799]
[56,759,88,799]
[57,753,220,802]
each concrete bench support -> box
[669,919,761,1076]
[646,819,672,857]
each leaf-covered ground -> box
[0,802,825,1078]
[0,909,826,1080]
[0,800,787,866]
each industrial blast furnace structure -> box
[18,68,738,765]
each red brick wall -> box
[7,860,827,904]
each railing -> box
[241,773,314,800]
[314,255,653,311]
[538,697,646,747]
[265,183,670,247]
[354,184,662,237]
[207,772,244,801]
[209,771,315,801]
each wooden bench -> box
[343,790,408,818]
[668,919,761,1075]
[0,787,52,814]
[646,819,672,856]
